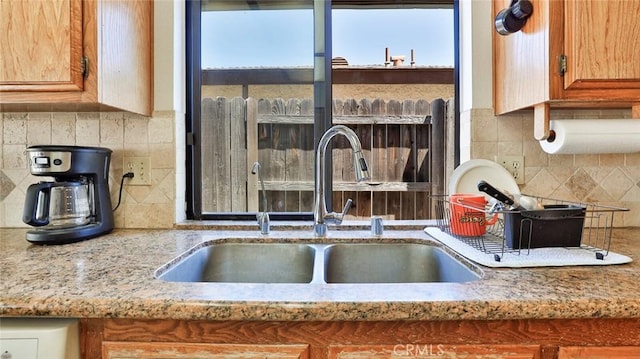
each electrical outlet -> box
[497,155,524,185]
[124,156,151,185]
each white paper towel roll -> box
[539,119,640,154]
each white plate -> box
[449,159,520,199]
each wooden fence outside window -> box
[201,96,448,220]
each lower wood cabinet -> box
[82,318,640,359]
[558,346,640,359]
[329,344,541,358]
[102,342,309,359]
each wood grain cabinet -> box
[493,0,640,139]
[558,346,640,359]
[102,342,309,359]
[0,0,153,116]
[84,319,640,359]
[329,344,541,358]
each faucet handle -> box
[336,198,353,224]
[257,212,270,235]
[370,216,384,236]
[324,198,353,225]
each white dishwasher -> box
[0,318,79,359]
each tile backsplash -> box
[2,107,638,228]
[1,111,176,228]
[468,107,640,227]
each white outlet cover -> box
[497,156,525,185]
[123,156,151,185]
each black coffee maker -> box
[23,145,114,244]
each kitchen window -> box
[186,0,457,221]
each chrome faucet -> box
[313,125,370,236]
[251,162,270,234]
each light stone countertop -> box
[1,225,639,321]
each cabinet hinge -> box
[81,56,89,78]
[558,54,567,77]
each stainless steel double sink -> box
[156,241,480,284]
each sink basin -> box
[156,241,480,284]
[324,243,479,283]
[157,243,316,283]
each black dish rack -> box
[432,194,629,262]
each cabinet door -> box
[559,346,640,359]
[329,344,540,358]
[102,341,309,359]
[564,0,640,90]
[0,0,84,92]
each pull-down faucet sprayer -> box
[313,125,370,236]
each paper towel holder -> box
[534,103,640,141]
[533,103,551,141]
[546,129,557,143]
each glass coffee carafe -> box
[24,181,93,228]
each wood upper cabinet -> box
[563,1,640,91]
[493,0,640,115]
[0,0,84,92]
[0,0,153,116]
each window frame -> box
[185,0,458,221]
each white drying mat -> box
[424,227,632,268]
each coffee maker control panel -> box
[28,151,72,174]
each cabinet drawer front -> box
[102,341,310,359]
[330,344,541,359]
[559,346,640,359]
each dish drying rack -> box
[432,194,629,262]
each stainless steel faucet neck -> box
[313,125,370,236]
